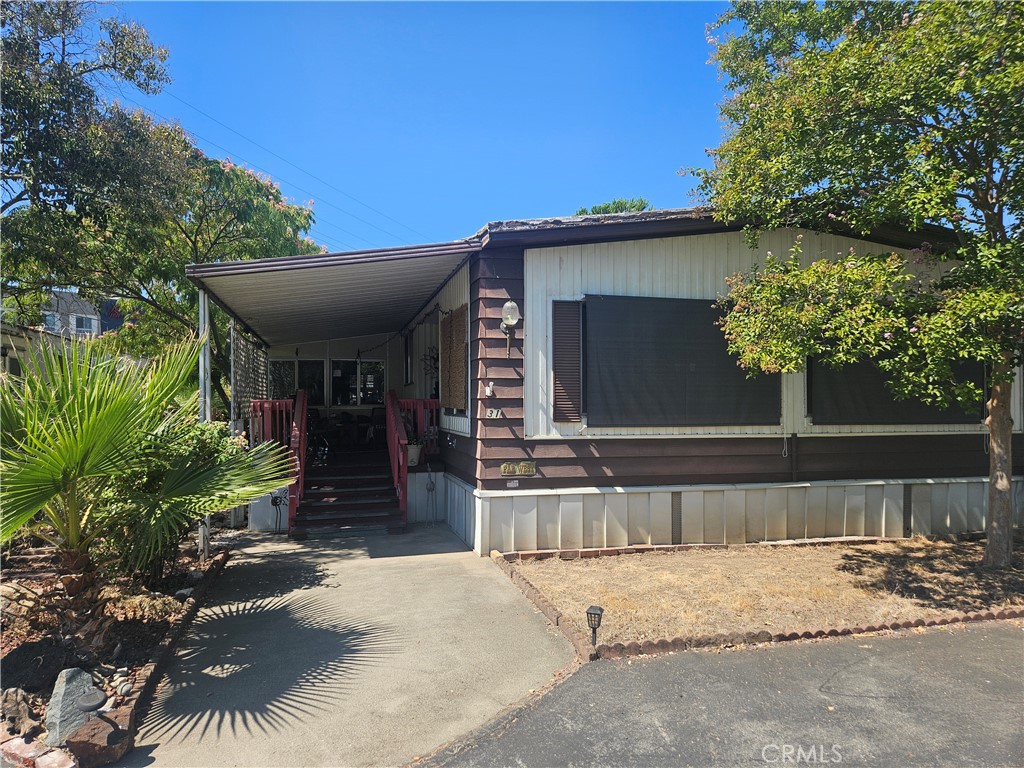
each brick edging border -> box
[488,549,1024,664]
[594,608,1024,660]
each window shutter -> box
[440,304,468,410]
[552,301,583,422]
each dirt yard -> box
[515,537,1024,645]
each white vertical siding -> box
[470,476,1021,554]
[524,228,998,440]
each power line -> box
[163,89,431,244]
[119,95,383,249]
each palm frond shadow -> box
[138,593,400,743]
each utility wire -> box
[119,95,380,249]
[163,89,430,244]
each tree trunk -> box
[983,366,1015,568]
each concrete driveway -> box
[121,526,575,768]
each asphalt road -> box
[427,621,1024,768]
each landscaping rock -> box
[45,669,99,747]
[173,588,193,602]
[2,687,42,739]
[65,707,134,768]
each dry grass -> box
[516,537,1024,645]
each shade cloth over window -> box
[584,295,781,427]
[808,358,985,425]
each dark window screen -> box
[584,295,781,427]
[809,358,985,425]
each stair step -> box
[302,495,396,508]
[304,484,394,495]
[295,509,398,523]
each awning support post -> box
[197,289,212,560]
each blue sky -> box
[117,1,730,252]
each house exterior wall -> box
[452,227,1021,554]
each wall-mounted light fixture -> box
[485,381,495,397]
[499,300,521,358]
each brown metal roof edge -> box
[185,238,483,280]
[482,207,958,253]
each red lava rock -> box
[66,707,134,768]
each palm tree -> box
[0,337,293,574]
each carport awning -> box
[185,240,480,347]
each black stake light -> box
[586,605,604,647]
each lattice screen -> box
[230,322,268,424]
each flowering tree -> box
[693,1,1023,566]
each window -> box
[552,296,781,427]
[807,358,985,425]
[297,360,325,406]
[42,312,60,332]
[331,359,385,406]
[73,315,98,337]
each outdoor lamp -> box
[586,605,604,647]
[499,300,521,358]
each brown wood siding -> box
[551,301,582,422]
[473,433,1020,492]
[470,248,527,491]
[467,246,1021,495]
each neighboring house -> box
[39,290,123,338]
[186,208,1024,554]
[1,292,124,377]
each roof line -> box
[185,239,482,281]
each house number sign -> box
[485,408,503,419]
[500,461,536,477]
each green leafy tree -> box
[576,197,653,216]
[693,1,1023,566]
[0,338,293,574]
[1,0,188,224]
[6,151,323,409]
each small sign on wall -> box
[485,408,503,419]
[500,461,537,477]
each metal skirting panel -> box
[472,477,1023,554]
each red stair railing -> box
[385,390,409,519]
[251,390,307,533]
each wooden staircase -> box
[290,450,406,539]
